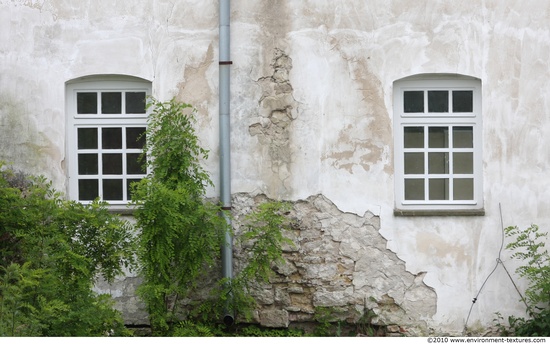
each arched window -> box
[393,74,483,215]
[66,75,151,206]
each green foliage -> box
[504,224,550,336]
[172,321,215,337]
[236,325,304,337]
[313,306,347,336]
[219,201,294,322]
[191,201,295,324]
[505,224,550,309]
[131,98,226,334]
[239,201,294,284]
[508,308,550,336]
[355,307,378,336]
[131,98,294,334]
[0,165,135,336]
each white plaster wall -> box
[2,0,550,334]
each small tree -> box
[131,98,226,334]
[132,99,295,335]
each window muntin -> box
[402,125,474,202]
[394,76,482,213]
[67,77,150,205]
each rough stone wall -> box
[231,193,436,334]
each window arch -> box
[66,75,152,205]
[393,74,483,215]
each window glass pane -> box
[126,127,146,149]
[102,128,122,149]
[404,153,424,174]
[452,91,473,112]
[404,91,424,113]
[126,92,147,114]
[428,152,449,174]
[453,152,473,174]
[454,178,474,200]
[428,127,449,148]
[127,153,146,175]
[103,179,123,200]
[428,91,448,112]
[404,179,424,200]
[103,153,123,174]
[77,92,97,114]
[404,127,424,148]
[101,92,122,114]
[453,126,473,148]
[127,179,141,201]
[78,179,98,201]
[429,178,449,200]
[77,128,98,149]
[78,154,98,175]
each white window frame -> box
[66,75,151,207]
[393,75,483,215]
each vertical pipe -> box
[219,0,234,326]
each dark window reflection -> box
[101,92,122,114]
[126,92,147,114]
[126,127,146,149]
[404,91,424,113]
[77,93,97,114]
[127,153,146,174]
[102,128,122,149]
[78,179,98,200]
[103,179,123,200]
[78,154,98,175]
[452,91,473,112]
[103,154,123,174]
[77,128,98,149]
[428,91,448,112]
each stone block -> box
[259,309,289,328]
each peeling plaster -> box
[5,0,550,335]
[232,193,436,332]
[249,48,298,196]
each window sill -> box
[106,204,138,215]
[394,208,485,216]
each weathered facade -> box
[2,0,550,335]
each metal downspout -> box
[219,0,234,326]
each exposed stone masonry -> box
[231,193,437,334]
[249,48,298,195]
[94,192,436,335]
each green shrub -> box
[504,224,550,336]
[0,165,135,336]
